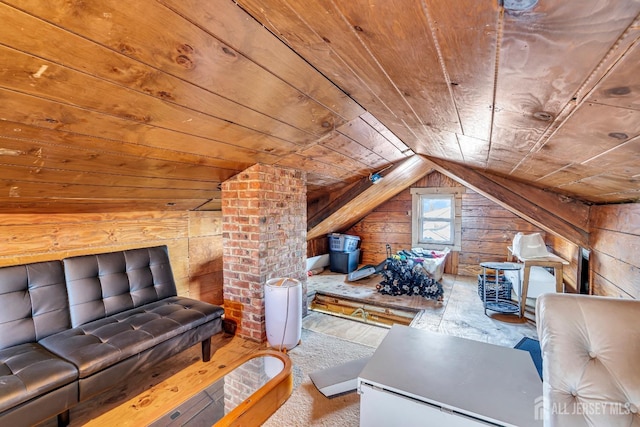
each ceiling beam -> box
[307,178,369,231]
[421,156,590,247]
[307,161,408,230]
[307,155,433,240]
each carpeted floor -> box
[267,327,543,426]
[263,328,376,427]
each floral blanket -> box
[376,258,444,300]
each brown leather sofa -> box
[0,246,224,427]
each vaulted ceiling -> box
[1,1,639,223]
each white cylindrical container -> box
[265,277,302,351]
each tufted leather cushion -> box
[40,296,224,378]
[0,342,77,412]
[537,293,640,426]
[0,261,70,350]
[63,246,178,327]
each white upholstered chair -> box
[536,293,640,426]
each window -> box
[417,194,454,244]
[411,187,462,250]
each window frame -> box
[411,187,462,251]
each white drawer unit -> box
[359,382,496,426]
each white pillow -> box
[512,232,550,259]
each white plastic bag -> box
[512,232,549,259]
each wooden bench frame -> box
[507,247,569,317]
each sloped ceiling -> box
[307,155,434,240]
[237,0,640,205]
[0,1,639,217]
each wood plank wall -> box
[340,171,580,280]
[544,234,579,293]
[589,203,640,299]
[0,211,223,305]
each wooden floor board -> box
[307,272,538,347]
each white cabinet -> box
[359,382,493,426]
[357,325,542,427]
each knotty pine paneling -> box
[236,0,425,150]
[491,1,636,175]
[0,210,223,304]
[544,234,579,293]
[0,3,314,146]
[0,0,638,214]
[459,192,546,276]
[343,171,553,277]
[332,1,462,136]
[6,1,343,139]
[589,203,640,298]
[188,211,224,305]
[425,0,498,142]
[160,0,364,122]
[337,117,411,163]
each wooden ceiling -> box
[0,0,639,216]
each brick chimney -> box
[221,164,307,342]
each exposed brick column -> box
[222,164,307,342]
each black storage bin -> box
[329,249,360,273]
